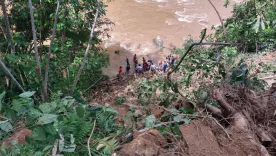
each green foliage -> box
[137,78,177,107]
[212,0,276,52]
[143,115,156,128]
[114,96,126,106]
[0,91,119,155]
[1,0,111,97]
[96,136,118,155]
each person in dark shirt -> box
[126,64,130,74]
[126,57,130,66]
[163,61,168,73]
[171,55,175,67]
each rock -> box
[2,128,32,149]
[179,120,224,156]
[134,109,142,117]
[118,129,167,156]
[149,104,164,118]
[124,85,135,96]
[153,36,163,47]
[104,103,110,107]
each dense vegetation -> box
[0,0,275,155]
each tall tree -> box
[28,0,47,101]
[71,0,101,94]
[44,0,60,99]
[1,0,15,54]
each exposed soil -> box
[89,51,276,156]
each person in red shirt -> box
[119,66,123,74]
[143,57,146,64]
[133,54,138,67]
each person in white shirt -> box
[136,64,144,74]
[151,63,156,74]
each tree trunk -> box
[44,0,60,100]
[1,0,15,54]
[28,0,47,101]
[70,0,101,94]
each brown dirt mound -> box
[180,120,224,156]
[2,128,32,149]
[117,129,168,156]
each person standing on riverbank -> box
[133,54,138,68]
[126,64,130,74]
[126,57,130,66]
[163,61,168,73]
[171,55,175,67]
[119,66,123,75]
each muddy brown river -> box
[102,0,241,77]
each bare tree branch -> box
[167,41,241,78]
[0,24,7,39]
[28,0,47,101]
[167,29,207,79]
[1,0,15,53]
[208,0,227,41]
[71,0,101,94]
[0,59,25,92]
[44,0,60,99]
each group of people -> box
[118,54,176,75]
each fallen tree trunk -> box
[206,104,222,117]
[212,88,272,156]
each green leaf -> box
[28,108,42,118]
[0,91,6,112]
[97,137,118,155]
[11,98,34,114]
[39,102,57,113]
[43,145,53,152]
[253,17,260,33]
[143,115,156,128]
[32,127,46,141]
[37,114,58,125]
[59,97,74,107]
[168,108,180,115]
[261,19,265,30]
[105,107,119,115]
[0,120,13,132]
[19,91,36,98]
[76,106,85,118]
[173,115,184,122]
[183,118,191,124]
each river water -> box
[102,0,241,77]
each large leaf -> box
[143,115,156,128]
[97,137,118,155]
[75,106,85,118]
[39,102,57,113]
[19,91,36,98]
[37,114,58,125]
[260,19,265,30]
[173,115,184,122]
[253,17,260,33]
[59,97,75,107]
[0,91,6,112]
[0,120,13,132]
[28,108,43,118]
[32,127,46,141]
[105,107,119,115]
[11,98,34,114]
